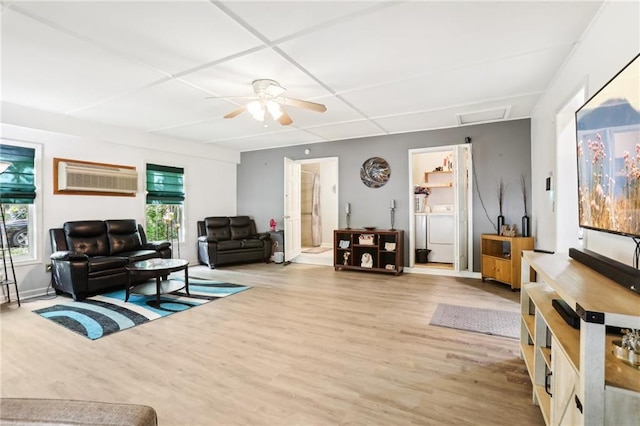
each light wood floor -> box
[1,263,544,425]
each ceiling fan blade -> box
[283,97,327,113]
[277,110,293,126]
[223,105,247,119]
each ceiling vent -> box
[456,106,512,125]
[58,161,138,194]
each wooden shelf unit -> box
[481,234,534,290]
[334,229,403,275]
[520,251,640,426]
[423,170,452,189]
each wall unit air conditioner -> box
[58,161,138,194]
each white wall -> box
[2,105,240,299]
[530,1,640,263]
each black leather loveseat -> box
[197,216,272,268]
[49,219,171,301]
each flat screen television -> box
[576,53,640,238]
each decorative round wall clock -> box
[360,157,390,188]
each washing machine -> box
[427,208,454,263]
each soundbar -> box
[569,247,640,295]
[552,299,580,329]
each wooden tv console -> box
[520,251,639,425]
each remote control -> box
[534,249,555,254]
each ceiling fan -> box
[217,79,327,126]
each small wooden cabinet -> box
[334,229,403,275]
[481,234,534,289]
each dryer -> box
[427,211,454,263]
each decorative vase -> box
[390,208,395,230]
[497,215,505,235]
[522,215,530,237]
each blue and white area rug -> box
[33,278,250,340]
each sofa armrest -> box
[0,398,158,426]
[50,251,89,261]
[142,240,171,251]
[198,235,218,243]
[50,251,90,300]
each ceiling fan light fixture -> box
[217,79,326,126]
[247,100,265,121]
[266,100,283,120]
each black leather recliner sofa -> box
[197,216,272,268]
[49,219,171,301]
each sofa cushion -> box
[217,240,243,251]
[88,256,129,273]
[106,220,143,255]
[242,239,264,249]
[204,217,231,240]
[64,221,110,257]
[230,216,252,240]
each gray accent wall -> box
[238,119,531,271]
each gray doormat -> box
[429,303,520,339]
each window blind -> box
[146,163,184,205]
[0,144,36,204]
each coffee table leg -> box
[184,264,189,296]
[155,275,161,306]
[125,273,131,302]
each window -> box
[0,143,36,260]
[145,163,184,243]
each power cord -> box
[470,146,498,233]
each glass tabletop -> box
[127,258,188,271]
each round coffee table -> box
[125,258,189,306]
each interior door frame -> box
[284,156,340,264]
[407,144,474,275]
[297,156,340,249]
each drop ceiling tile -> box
[71,80,228,131]
[341,47,568,118]
[221,1,383,41]
[156,112,289,142]
[11,1,263,74]
[306,120,385,141]
[277,1,601,93]
[282,96,364,128]
[1,9,165,113]
[180,49,331,100]
[210,129,326,152]
[373,94,540,134]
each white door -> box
[284,157,302,262]
[453,145,469,271]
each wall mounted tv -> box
[576,53,640,238]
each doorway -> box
[285,157,339,266]
[408,144,473,275]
